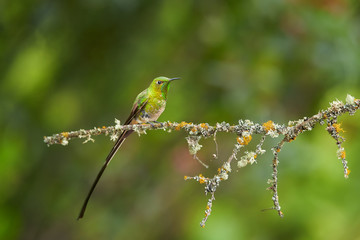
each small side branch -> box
[326,119,350,178]
[267,138,286,217]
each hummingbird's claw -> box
[148,121,163,128]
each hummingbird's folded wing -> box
[125,96,148,124]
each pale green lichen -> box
[61,138,69,146]
[267,129,279,138]
[110,133,118,142]
[346,94,355,105]
[237,159,248,168]
[133,125,147,136]
[330,99,344,109]
[223,162,231,172]
[114,118,121,130]
[186,136,203,155]
[83,135,95,144]
[237,151,257,168]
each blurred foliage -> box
[1,0,360,239]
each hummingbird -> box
[77,76,180,219]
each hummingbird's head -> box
[149,76,180,99]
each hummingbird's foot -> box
[148,121,163,127]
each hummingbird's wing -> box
[77,95,148,220]
[124,96,148,125]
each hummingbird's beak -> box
[169,77,181,81]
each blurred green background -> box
[1,0,360,239]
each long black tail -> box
[77,129,134,220]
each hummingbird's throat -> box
[160,83,170,99]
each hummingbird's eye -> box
[157,80,163,85]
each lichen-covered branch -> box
[267,138,286,217]
[44,95,360,227]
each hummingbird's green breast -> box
[137,90,166,122]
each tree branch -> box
[44,95,360,227]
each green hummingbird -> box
[77,76,180,219]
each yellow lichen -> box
[346,169,351,177]
[199,174,206,184]
[333,123,344,133]
[175,121,188,131]
[263,120,275,132]
[340,150,346,159]
[184,176,188,180]
[61,132,69,138]
[200,123,208,130]
[288,136,296,142]
[237,135,252,145]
